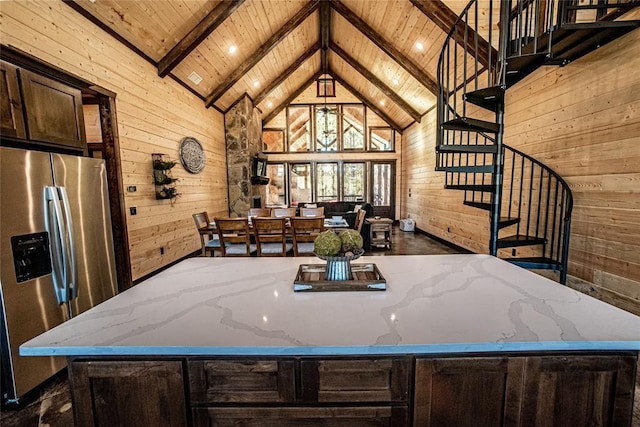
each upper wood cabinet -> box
[0,60,26,139]
[18,68,86,150]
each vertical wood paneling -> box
[402,29,640,314]
[1,0,228,281]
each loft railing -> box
[508,0,640,58]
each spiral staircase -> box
[436,0,640,284]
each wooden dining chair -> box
[248,208,271,218]
[214,217,257,257]
[300,207,325,217]
[271,207,297,218]
[252,217,293,257]
[290,217,325,256]
[192,212,220,256]
[354,208,367,233]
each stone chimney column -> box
[224,95,265,217]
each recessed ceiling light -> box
[415,42,424,51]
[267,101,273,108]
[379,100,386,106]
[228,45,237,54]
[392,78,399,85]
[253,81,260,88]
[187,71,203,85]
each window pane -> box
[342,106,364,150]
[315,105,338,152]
[372,163,391,206]
[315,163,338,201]
[288,106,311,152]
[289,163,312,204]
[265,164,286,206]
[343,163,365,202]
[370,127,394,151]
[262,129,284,152]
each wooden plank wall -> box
[402,29,640,315]
[1,1,228,281]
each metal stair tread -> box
[463,86,505,112]
[441,117,500,134]
[497,234,546,248]
[437,144,498,154]
[498,217,520,229]
[463,201,491,211]
[436,165,494,173]
[446,184,494,192]
[503,257,563,270]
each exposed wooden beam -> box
[62,0,156,67]
[410,0,496,69]
[330,42,422,123]
[253,42,321,106]
[206,1,320,108]
[330,0,438,95]
[320,0,331,74]
[262,70,323,126]
[158,0,244,77]
[331,71,404,133]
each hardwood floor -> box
[2,227,638,426]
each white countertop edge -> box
[20,341,640,357]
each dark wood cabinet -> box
[0,60,26,139]
[69,360,188,427]
[189,359,296,404]
[18,68,86,149]
[192,406,409,427]
[520,354,637,427]
[414,354,637,427]
[67,352,637,426]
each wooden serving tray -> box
[293,263,386,292]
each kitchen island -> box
[21,255,640,426]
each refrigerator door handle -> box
[44,186,68,305]
[58,186,78,303]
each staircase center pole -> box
[489,0,512,256]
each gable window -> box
[369,127,394,151]
[262,129,284,152]
[287,106,311,152]
[342,105,365,150]
[314,105,338,151]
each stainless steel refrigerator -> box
[1,146,118,405]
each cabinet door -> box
[414,357,525,427]
[521,354,636,427]
[19,68,86,149]
[70,360,187,427]
[300,358,410,403]
[193,406,408,427]
[0,60,26,138]
[189,359,296,404]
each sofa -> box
[300,201,373,249]
[312,201,373,228]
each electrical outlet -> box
[512,249,517,256]
[130,207,137,215]
[127,186,137,192]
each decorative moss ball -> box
[314,230,342,257]
[339,229,364,252]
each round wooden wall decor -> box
[178,137,205,173]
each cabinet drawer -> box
[192,406,409,427]
[189,359,295,404]
[301,358,410,403]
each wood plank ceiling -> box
[64,0,480,131]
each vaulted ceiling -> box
[64,0,492,131]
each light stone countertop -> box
[20,255,640,357]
